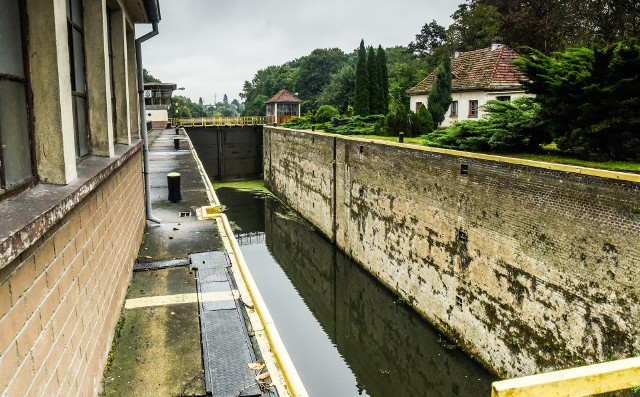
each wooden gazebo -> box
[265,89,302,124]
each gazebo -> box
[265,89,302,124]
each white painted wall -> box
[147,109,168,122]
[410,90,532,127]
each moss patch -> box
[101,268,205,396]
[213,179,271,192]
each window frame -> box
[496,96,511,101]
[0,0,37,200]
[468,100,479,118]
[415,101,423,113]
[450,100,458,116]
[66,0,91,159]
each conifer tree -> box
[367,46,383,114]
[427,56,452,126]
[377,45,389,114]
[354,40,370,116]
[417,104,434,134]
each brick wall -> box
[264,126,640,378]
[0,154,145,396]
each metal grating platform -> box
[191,251,263,397]
[133,258,190,271]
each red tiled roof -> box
[265,89,302,104]
[407,45,526,95]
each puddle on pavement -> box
[216,183,497,397]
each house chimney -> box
[454,51,460,59]
[491,40,501,51]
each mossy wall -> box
[263,126,640,378]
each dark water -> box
[216,186,496,397]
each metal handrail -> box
[170,116,266,127]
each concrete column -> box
[84,0,115,156]
[26,0,77,184]
[110,8,131,144]
[126,25,140,139]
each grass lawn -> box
[495,153,640,173]
[347,134,424,145]
[346,134,639,173]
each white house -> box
[408,43,531,127]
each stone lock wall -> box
[0,154,145,395]
[263,126,640,378]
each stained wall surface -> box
[0,155,145,395]
[263,126,640,377]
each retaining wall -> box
[263,126,640,377]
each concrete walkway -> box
[102,128,266,396]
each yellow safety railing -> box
[170,116,266,128]
[491,356,640,396]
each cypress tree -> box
[427,56,452,126]
[417,103,434,134]
[367,46,382,114]
[354,40,370,116]
[377,45,389,114]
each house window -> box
[450,101,458,116]
[496,96,511,101]
[415,101,423,113]
[469,100,479,118]
[0,0,34,195]
[67,0,90,158]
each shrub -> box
[422,97,548,153]
[315,105,340,123]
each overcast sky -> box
[140,0,460,104]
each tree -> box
[240,64,297,116]
[317,64,355,113]
[416,104,434,134]
[515,40,640,160]
[294,48,348,112]
[143,68,161,83]
[354,40,370,116]
[427,57,452,127]
[377,45,389,114]
[367,46,383,114]
[409,20,447,58]
[447,3,502,52]
[198,97,204,107]
[223,94,228,104]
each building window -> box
[67,0,90,157]
[450,100,458,116]
[496,96,511,101]
[415,101,423,113]
[0,0,34,195]
[469,100,479,118]
[107,8,117,143]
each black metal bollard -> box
[175,126,180,134]
[167,172,182,202]
[312,125,315,131]
[174,138,180,150]
[399,131,404,143]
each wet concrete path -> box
[215,184,498,397]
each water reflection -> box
[216,186,496,397]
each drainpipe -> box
[136,22,161,223]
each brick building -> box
[0,0,161,394]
